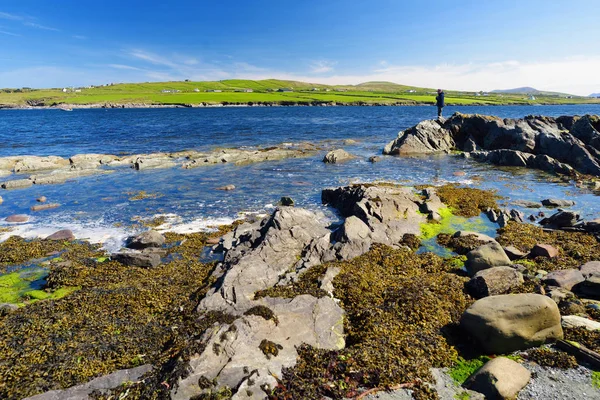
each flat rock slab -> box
[541,199,576,207]
[5,214,29,223]
[23,364,152,400]
[1,179,33,189]
[31,203,61,212]
[561,315,600,331]
[542,269,585,291]
[580,261,600,278]
[512,200,542,208]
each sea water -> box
[1,105,599,251]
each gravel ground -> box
[518,362,600,400]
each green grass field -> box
[1,79,598,107]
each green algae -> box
[420,208,491,241]
[420,184,501,218]
[448,356,490,385]
[0,268,76,305]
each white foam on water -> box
[155,215,236,234]
[0,220,132,253]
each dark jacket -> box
[436,91,445,107]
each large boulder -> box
[465,266,524,299]
[539,210,580,228]
[465,242,512,276]
[45,229,75,241]
[383,119,454,154]
[464,357,531,400]
[460,293,563,353]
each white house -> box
[529,95,536,100]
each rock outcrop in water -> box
[0,143,318,190]
[384,113,600,176]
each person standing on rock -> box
[435,89,445,119]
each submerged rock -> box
[5,214,29,223]
[542,198,576,207]
[460,293,563,354]
[322,148,354,163]
[1,178,33,189]
[539,210,580,228]
[216,184,236,191]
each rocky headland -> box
[384,113,600,181]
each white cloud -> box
[309,60,336,74]
[108,64,144,71]
[0,11,22,21]
[73,35,87,40]
[0,30,20,36]
[129,49,178,68]
[23,21,59,31]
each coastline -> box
[2,101,599,110]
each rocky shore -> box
[0,181,598,400]
[384,113,600,181]
[0,113,599,400]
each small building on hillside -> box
[311,88,320,91]
[193,88,200,92]
[277,88,293,92]
[206,89,222,93]
[62,88,68,93]
[407,89,416,93]
[529,95,536,100]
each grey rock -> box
[466,266,524,298]
[547,287,575,304]
[126,230,165,249]
[5,214,29,223]
[580,261,600,278]
[323,149,354,163]
[460,293,563,354]
[531,244,559,258]
[517,362,598,400]
[279,196,294,206]
[46,230,75,241]
[584,218,600,233]
[36,196,47,203]
[173,295,344,400]
[542,269,585,291]
[465,357,531,400]
[383,119,453,154]
[216,184,236,191]
[465,242,512,276]
[561,315,600,331]
[112,251,161,268]
[576,275,600,299]
[0,303,19,315]
[512,200,542,208]
[31,203,61,212]
[12,156,70,173]
[504,246,528,260]
[541,198,576,207]
[539,210,580,228]
[1,178,33,189]
[23,364,152,400]
[132,156,176,170]
[454,230,496,243]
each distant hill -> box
[491,87,575,97]
[589,93,600,98]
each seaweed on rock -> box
[497,222,600,271]
[525,348,578,369]
[0,229,232,400]
[271,244,472,399]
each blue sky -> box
[0,0,599,94]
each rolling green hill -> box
[0,79,598,108]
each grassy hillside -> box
[1,79,598,107]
